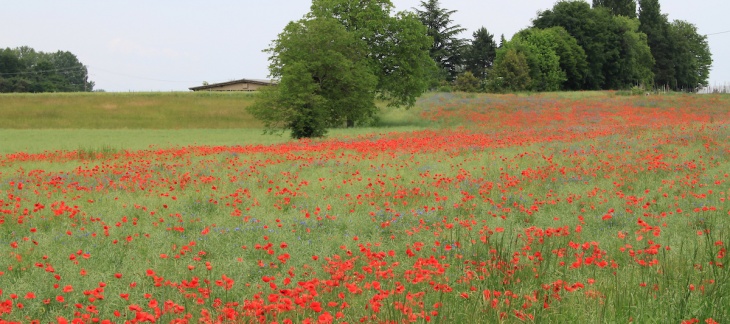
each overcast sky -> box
[1,1,728,92]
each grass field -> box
[1,91,730,323]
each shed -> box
[189,78,277,92]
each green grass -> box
[0,91,262,129]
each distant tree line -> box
[249,0,714,138]
[0,46,94,93]
[419,0,712,93]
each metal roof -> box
[189,78,277,91]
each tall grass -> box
[0,92,262,129]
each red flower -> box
[310,301,322,313]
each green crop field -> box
[1,91,730,323]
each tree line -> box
[0,46,94,93]
[251,0,713,138]
[428,0,711,93]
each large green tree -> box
[593,0,637,18]
[508,28,567,92]
[669,20,712,90]
[639,0,674,88]
[533,1,654,89]
[463,27,497,80]
[515,27,589,90]
[0,46,93,93]
[610,15,655,88]
[414,0,466,81]
[533,1,609,89]
[249,0,434,138]
[309,0,435,108]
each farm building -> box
[189,78,277,92]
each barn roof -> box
[189,78,277,91]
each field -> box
[1,91,730,323]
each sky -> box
[1,1,728,92]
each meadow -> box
[0,91,729,323]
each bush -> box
[453,71,481,92]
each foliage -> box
[533,1,654,90]
[541,27,590,90]
[638,0,674,88]
[534,1,610,89]
[452,71,480,92]
[309,0,435,108]
[0,46,94,93]
[593,0,637,18]
[636,1,712,91]
[609,15,655,88]
[511,28,568,91]
[250,0,434,138]
[669,20,712,91]
[414,0,467,82]
[249,18,376,138]
[463,27,497,80]
[489,48,532,92]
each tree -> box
[593,0,636,18]
[610,15,654,88]
[0,46,93,93]
[453,71,480,92]
[249,0,434,138]
[250,18,377,138]
[489,48,532,92]
[414,0,466,81]
[309,0,435,108]
[508,29,567,92]
[533,1,654,90]
[639,0,674,88]
[533,1,608,89]
[514,27,586,91]
[544,27,589,90]
[463,27,497,80]
[669,20,712,90]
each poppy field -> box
[1,92,730,323]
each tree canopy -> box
[0,46,94,93]
[532,1,655,90]
[248,0,434,138]
[463,27,497,81]
[414,0,466,82]
[593,0,637,18]
[504,28,567,92]
[639,0,674,88]
[489,48,532,92]
[670,20,712,90]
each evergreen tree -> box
[463,27,497,80]
[414,0,467,81]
